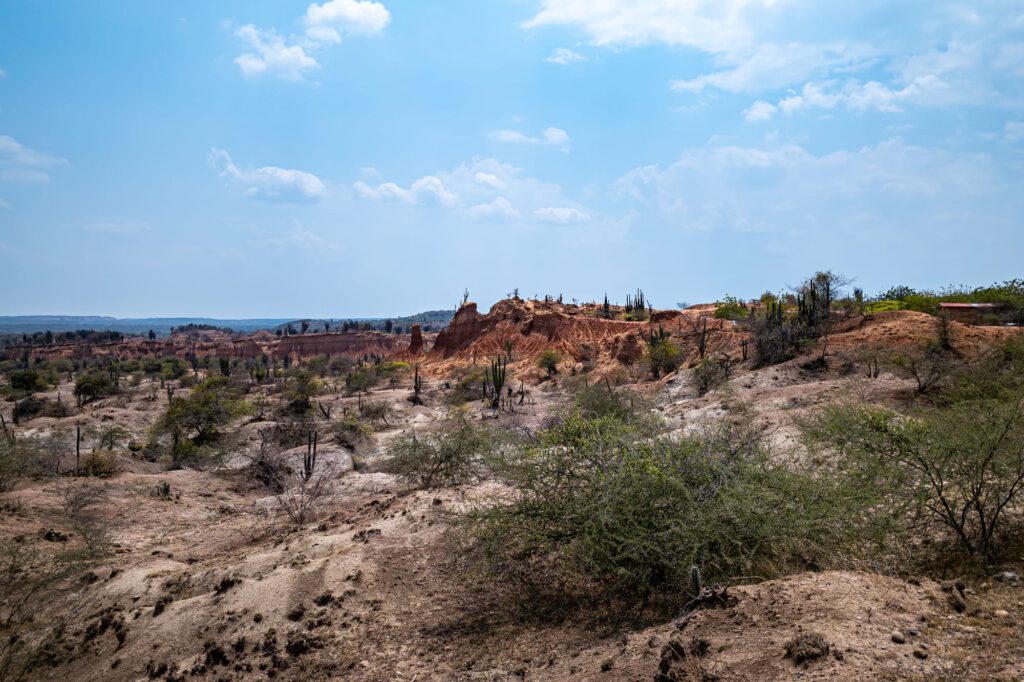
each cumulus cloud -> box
[533,206,590,224]
[354,175,458,206]
[233,0,389,80]
[489,126,571,151]
[0,135,68,183]
[524,0,771,54]
[353,157,592,225]
[210,148,326,202]
[473,171,507,190]
[466,197,521,220]
[612,139,1010,233]
[743,100,777,122]
[304,0,390,43]
[528,1,1024,123]
[234,25,320,80]
[546,47,586,65]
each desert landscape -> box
[3,1,1023,680]
[2,276,1023,681]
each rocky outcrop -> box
[408,324,425,355]
[430,298,657,364]
[273,332,405,360]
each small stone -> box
[359,660,370,668]
[907,628,920,637]
[891,631,906,644]
[994,609,1010,618]
[912,648,928,660]
[995,571,1020,584]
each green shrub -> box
[647,338,682,378]
[73,371,117,407]
[333,413,373,450]
[8,369,50,395]
[713,295,748,321]
[383,416,499,488]
[0,439,37,490]
[803,395,1024,563]
[78,450,118,477]
[154,376,250,461]
[692,354,733,395]
[571,385,654,427]
[457,415,850,608]
[358,400,393,425]
[537,349,562,376]
[864,300,902,313]
[445,367,486,405]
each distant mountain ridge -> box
[0,311,455,336]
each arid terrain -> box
[2,293,1022,682]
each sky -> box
[0,0,1022,318]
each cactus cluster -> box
[490,356,507,409]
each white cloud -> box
[773,76,952,116]
[233,0,389,80]
[0,135,68,183]
[546,47,586,65]
[0,68,6,78]
[744,100,777,122]
[83,220,152,235]
[613,139,1008,233]
[672,43,876,95]
[304,0,390,43]
[0,198,9,209]
[533,206,591,224]
[210,148,326,202]
[466,197,521,220]
[354,175,458,206]
[1006,121,1024,141]
[524,0,773,54]
[529,1,1024,124]
[353,157,592,224]
[489,126,571,151]
[473,172,506,190]
[234,25,319,80]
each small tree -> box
[155,376,249,457]
[804,397,1024,561]
[384,417,497,489]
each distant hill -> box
[273,310,456,335]
[0,311,455,337]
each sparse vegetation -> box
[537,349,561,376]
[457,403,854,610]
[384,416,500,489]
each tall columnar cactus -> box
[690,565,702,596]
[697,317,708,358]
[304,430,318,481]
[490,356,507,409]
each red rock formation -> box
[430,298,656,363]
[273,332,405,360]
[408,324,424,355]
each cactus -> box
[697,317,708,358]
[304,430,318,481]
[490,357,507,409]
[690,565,702,596]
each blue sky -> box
[0,1,1022,317]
